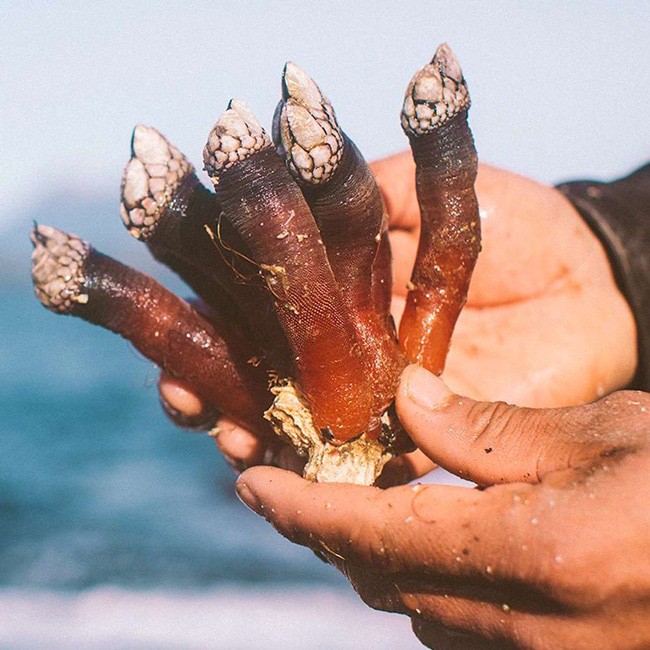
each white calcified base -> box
[264,381,392,485]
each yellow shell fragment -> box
[264,380,392,485]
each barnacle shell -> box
[265,380,392,485]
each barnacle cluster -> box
[31,44,480,485]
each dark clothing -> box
[558,164,650,391]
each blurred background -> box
[1,1,648,647]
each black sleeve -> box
[557,163,650,392]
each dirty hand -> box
[158,155,637,481]
[236,365,650,649]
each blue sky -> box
[2,1,649,234]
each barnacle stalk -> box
[31,44,480,486]
[121,126,237,317]
[204,100,374,444]
[120,125,290,370]
[275,62,408,437]
[399,44,481,374]
[274,63,392,317]
[30,224,271,433]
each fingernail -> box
[160,396,220,430]
[159,377,207,418]
[235,480,264,515]
[405,365,453,411]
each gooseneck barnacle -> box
[30,224,271,434]
[398,44,480,375]
[275,63,406,427]
[31,44,480,485]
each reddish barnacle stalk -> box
[30,225,271,434]
[120,124,291,372]
[399,44,481,375]
[31,43,480,485]
[274,63,406,424]
[203,100,374,443]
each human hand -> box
[372,152,636,406]
[159,155,637,482]
[235,364,650,649]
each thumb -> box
[396,365,604,486]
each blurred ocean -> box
[0,271,420,647]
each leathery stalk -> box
[399,44,481,375]
[32,44,481,485]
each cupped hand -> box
[372,152,636,407]
[236,365,650,649]
[158,154,637,481]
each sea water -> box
[0,289,421,648]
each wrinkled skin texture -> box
[236,366,650,650]
[160,154,637,483]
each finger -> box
[396,364,618,486]
[404,591,545,649]
[343,569,544,648]
[236,466,532,584]
[158,373,219,430]
[342,566,410,615]
[411,617,509,650]
[214,418,305,475]
[375,449,436,488]
[213,418,266,470]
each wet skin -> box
[236,366,650,650]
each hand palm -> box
[374,153,636,408]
